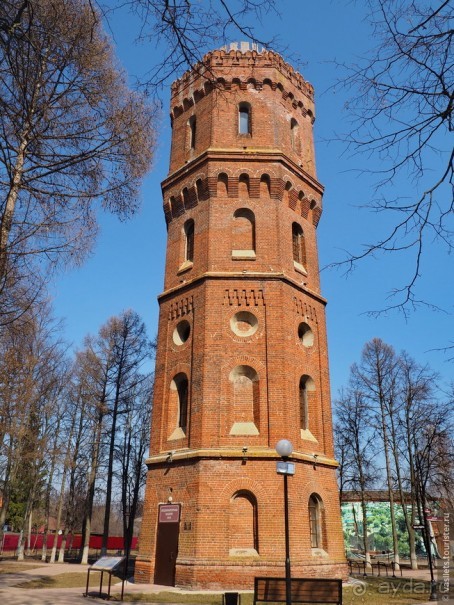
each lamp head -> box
[276,439,293,458]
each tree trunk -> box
[26,510,32,556]
[41,530,49,562]
[50,408,76,564]
[101,395,120,557]
[383,431,400,569]
[16,529,25,561]
[49,482,66,563]
[42,417,61,562]
[58,528,69,563]
[101,344,126,557]
[0,138,28,281]
[81,408,104,565]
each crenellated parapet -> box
[170,45,315,123]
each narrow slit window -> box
[309,495,322,548]
[177,376,189,431]
[299,376,309,431]
[188,116,196,149]
[239,104,251,135]
[292,222,306,267]
[291,118,299,151]
[184,219,194,263]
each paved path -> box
[0,561,450,604]
[0,562,196,605]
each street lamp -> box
[414,449,438,602]
[422,506,438,602]
[276,439,294,605]
[121,505,131,601]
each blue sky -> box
[51,1,453,396]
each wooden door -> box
[154,507,180,586]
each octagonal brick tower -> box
[136,42,346,589]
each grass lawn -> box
[0,561,47,573]
[112,577,433,604]
[342,576,431,604]
[13,571,122,589]
[4,564,450,605]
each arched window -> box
[290,118,299,151]
[188,115,196,149]
[169,372,189,439]
[196,178,204,201]
[239,173,250,197]
[299,375,315,432]
[184,219,194,263]
[229,365,259,435]
[309,494,323,548]
[239,103,251,135]
[232,208,255,257]
[217,173,228,196]
[283,181,292,204]
[229,491,258,555]
[292,222,306,268]
[260,174,271,198]
[182,187,190,209]
[176,375,189,431]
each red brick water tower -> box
[135,42,346,589]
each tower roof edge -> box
[170,46,314,103]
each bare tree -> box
[117,374,153,561]
[0,301,68,557]
[119,0,279,89]
[331,0,453,315]
[69,310,153,562]
[336,337,454,568]
[74,341,109,564]
[335,387,379,566]
[58,378,93,562]
[0,0,155,325]
[351,338,402,568]
[94,310,153,557]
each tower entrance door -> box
[154,504,181,586]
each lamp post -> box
[121,505,131,601]
[422,506,438,602]
[414,448,437,602]
[276,439,294,605]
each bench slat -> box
[254,577,342,605]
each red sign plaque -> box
[159,504,180,523]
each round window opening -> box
[298,322,314,347]
[230,311,258,337]
[173,320,191,345]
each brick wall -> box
[136,45,347,588]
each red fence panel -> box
[1,532,138,553]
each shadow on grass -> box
[13,572,118,590]
[111,593,230,604]
[344,576,431,605]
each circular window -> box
[230,311,258,337]
[173,320,191,345]
[298,322,314,347]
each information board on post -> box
[90,556,124,571]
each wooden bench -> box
[254,577,342,605]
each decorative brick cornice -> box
[145,447,339,468]
[158,272,327,306]
[161,149,324,226]
[168,296,194,320]
[170,48,315,122]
